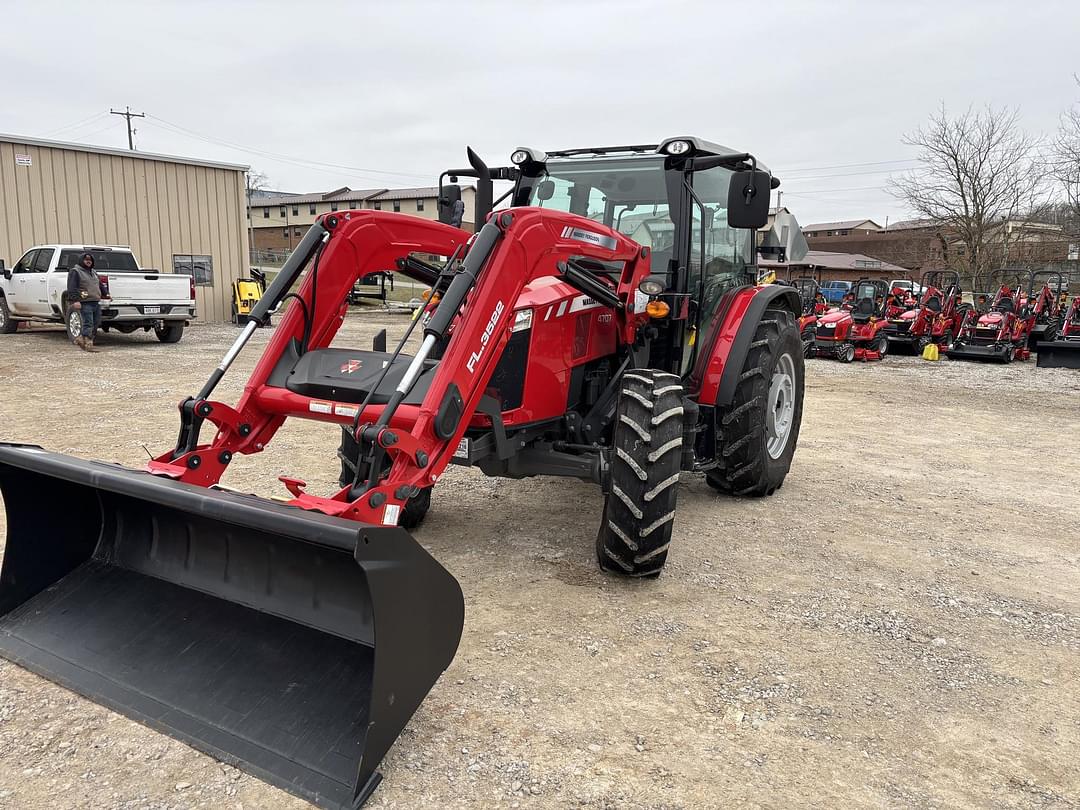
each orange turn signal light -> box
[646,300,670,318]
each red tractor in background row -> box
[810,277,892,362]
[1037,292,1080,368]
[947,270,1061,363]
[0,138,809,810]
[886,271,968,354]
[786,268,827,357]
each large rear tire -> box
[596,369,683,578]
[706,310,804,497]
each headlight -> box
[663,139,691,156]
[510,149,529,165]
[510,308,533,333]
[638,279,664,296]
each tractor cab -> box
[440,138,806,375]
[787,269,823,316]
[850,278,889,323]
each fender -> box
[695,284,799,407]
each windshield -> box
[59,249,139,272]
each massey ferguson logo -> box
[467,301,505,373]
[340,359,363,374]
[560,225,618,251]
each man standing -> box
[67,252,103,351]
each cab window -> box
[31,250,52,273]
[12,249,39,274]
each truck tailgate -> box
[104,273,193,305]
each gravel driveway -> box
[0,314,1078,809]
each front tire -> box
[836,342,855,363]
[596,369,683,578]
[155,323,184,343]
[0,297,16,334]
[875,335,889,357]
[707,310,804,497]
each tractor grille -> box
[488,328,530,411]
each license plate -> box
[144,306,160,315]
[452,438,469,460]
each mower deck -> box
[945,342,1016,362]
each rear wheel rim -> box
[766,352,796,459]
[0,305,6,329]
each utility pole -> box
[109,106,145,150]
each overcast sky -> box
[3,0,1078,228]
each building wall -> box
[0,137,248,323]
[248,188,477,253]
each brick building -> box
[804,218,1072,276]
[247,185,476,253]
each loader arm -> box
[151,209,649,526]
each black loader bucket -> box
[0,443,464,809]
[1036,339,1080,369]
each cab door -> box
[6,249,41,314]
[24,248,55,315]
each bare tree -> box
[1050,77,1080,248]
[890,104,1044,290]
[245,170,270,258]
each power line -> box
[144,114,432,183]
[40,112,110,138]
[777,158,923,173]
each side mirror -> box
[438,183,462,226]
[727,169,771,229]
[536,180,555,202]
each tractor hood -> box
[818,309,850,326]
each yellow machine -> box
[231,269,269,326]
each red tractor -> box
[787,268,827,357]
[886,271,968,354]
[1036,292,1080,368]
[0,138,807,809]
[947,270,1060,363]
[810,277,892,362]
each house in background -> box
[247,185,476,253]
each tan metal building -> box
[0,133,249,323]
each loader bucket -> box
[1036,340,1080,368]
[0,443,464,810]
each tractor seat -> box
[926,296,942,313]
[994,297,1015,314]
[284,348,438,405]
[851,299,875,323]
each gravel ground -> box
[0,313,1078,810]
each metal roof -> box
[760,250,910,274]
[252,185,469,208]
[802,219,881,232]
[0,133,249,172]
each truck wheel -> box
[66,305,83,342]
[707,310,804,497]
[596,369,683,578]
[155,323,184,343]
[338,426,432,528]
[0,297,16,334]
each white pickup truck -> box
[0,244,196,343]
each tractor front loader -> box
[1037,293,1080,368]
[0,138,805,808]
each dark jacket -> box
[67,255,103,303]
